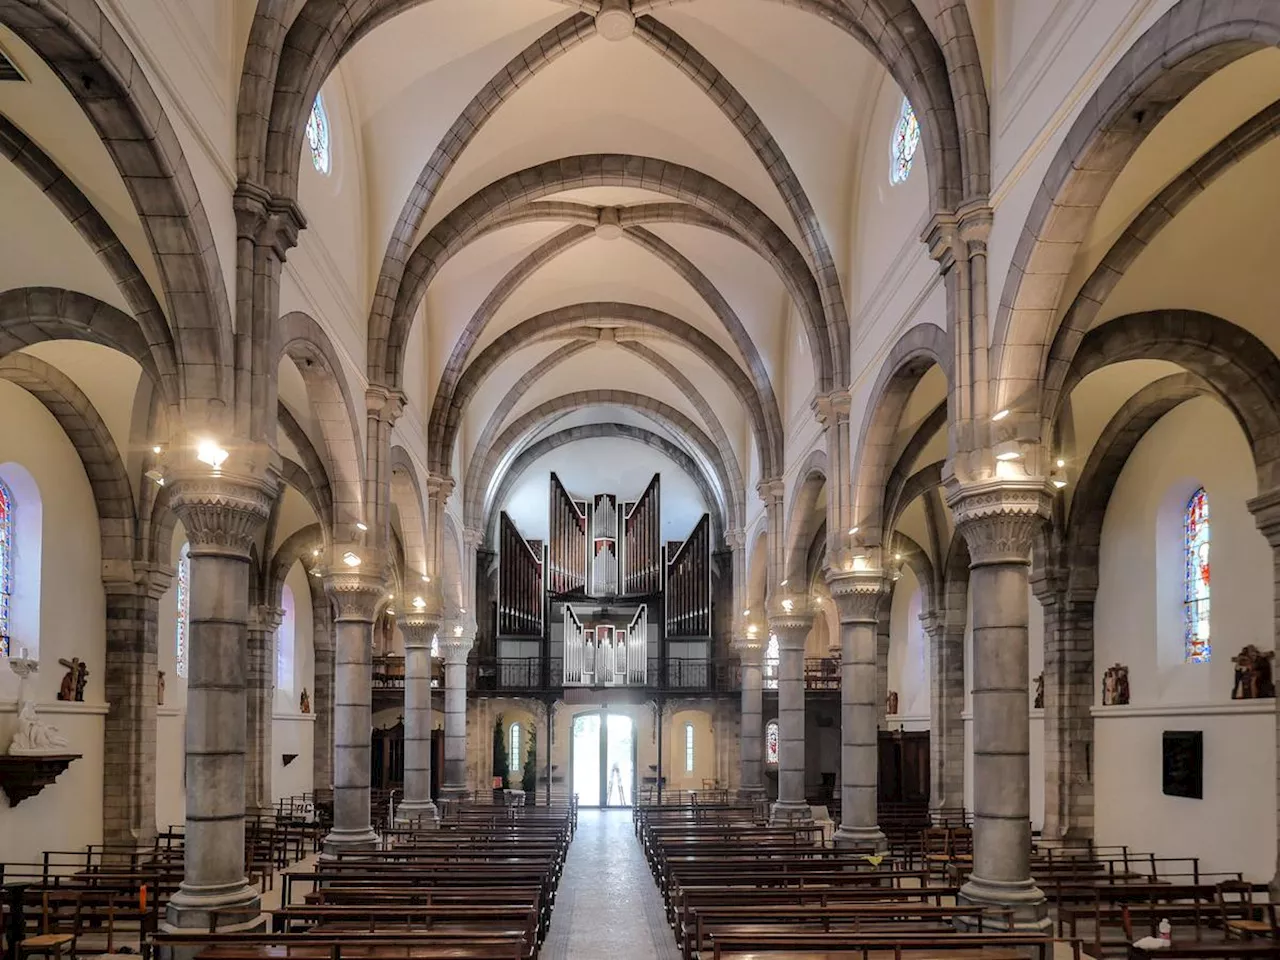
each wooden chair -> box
[921,826,952,880]
[1217,880,1276,940]
[19,892,81,960]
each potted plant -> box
[491,713,508,801]
[522,727,537,801]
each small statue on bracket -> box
[1033,672,1045,710]
[1231,645,1275,700]
[157,669,166,707]
[300,687,311,714]
[1101,663,1130,706]
[57,657,88,702]
[885,690,899,716]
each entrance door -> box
[571,711,635,807]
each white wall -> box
[273,563,316,802]
[887,572,930,726]
[1093,396,1274,880]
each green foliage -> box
[522,726,537,796]
[492,713,508,789]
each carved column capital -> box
[1249,488,1280,546]
[425,472,455,499]
[437,632,474,665]
[922,209,960,270]
[919,611,944,638]
[946,479,1053,567]
[399,614,440,649]
[167,472,276,559]
[768,615,813,651]
[812,389,852,427]
[102,560,174,601]
[366,384,406,426]
[826,570,886,624]
[323,570,390,623]
[956,200,993,250]
[726,527,746,551]
[756,476,786,504]
[463,526,484,550]
[249,605,284,635]
[732,633,767,664]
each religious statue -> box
[57,657,88,702]
[886,690,899,715]
[1231,645,1275,700]
[1101,663,1130,706]
[157,670,166,707]
[1033,672,1045,710]
[8,656,69,755]
[300,687,311,714]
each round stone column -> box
[163,472,275,933]
[439,632,474,800]
[733,634,766,800]
[397,614,440,826]
[949,479,1052,931]
[828,570,887,849]
[322,570,387,855]
[769,615,813,822]
[245,605,283,819]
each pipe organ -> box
[497,511,543,637]
[622,474,661,596]
[562,604,648,686]
[547,473,587,595]
[589,493,619,597]
[664,514,711,638]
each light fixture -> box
[387,593,395,600]
[1052,478,1068,489]
[356,522,368,532]
[781,598,794,613]
[342,551,361,567]
[460,607,466,614]
[310,569,322,578]
[1056,458,1066,469]
[894,552,902,561]
[453,624,464,637]
[422,574,430,583]
[780,579,789,587]
[386,608,395,616]
[991,409,1010,422]
[413,596,426,610]
[848,526,859,536]
[196,438,228,470]
[993,439,1022,461]
[152,445,162,455]
[144,468,165,486]
[742,608,750,616]
[312,548,320,557]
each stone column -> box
[163,472,275,933]
[923,612,965,821]
[102,565,171,851]
[322,570,386,855]
[769,615,812,822]
[829,571,887,849]
[397,614,440,825]
[310,581,334,803]
[439,632,474,799]
[1246,489,1280,895]
[733,634,766,799]
[245,605,283,819]
[948,479,1051,930]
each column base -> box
[833,824,887,851]
[162,879,265,937]
[958,875,1050,932]
[395,799,440,828]
[769,800,811,824]
[736,785,765,801]
[322,826,380,858]
[440,786,469,801]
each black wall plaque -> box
[1162,730,1203,799]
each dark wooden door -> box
[372,722,405,790]
[877,730,930,803]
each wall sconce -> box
[993,439,1022,461]
[991,409,1010,422]
[342,551,361,567]
[152,445,163,455]
[195,438,228,470]
[453,624,464,638]
[356,522,368,532]
[781,598,794,613]
[413,596,426,610]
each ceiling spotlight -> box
[342,551,361,568]
[781,598,794,613]
[312,548,320,557]
[993,439,1022,461]
[742,608,750,616]
[356,522,368,532]
[195,438,228,470]
[991,409,1010,422]
[152,445,162,455]
[780,579,789,587]
[848,526,859,536]
[453,624,464,637]
[422,574,430,583]
[894,552,902,561]
[1056,458,1066,468]
[1052,478,1068,489]
[387,593,395,600]
[413,596,426,610]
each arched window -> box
[175,543,190,678]
[764,634,780,689]
[890,96,920,185]
[684,722,695,772]
[0,478,11,656]
[305,95,331,175]
[765,719,780,765]
[509,722,522,773]
[277,585,296,693]
[1184,487,1211,663]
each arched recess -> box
[0,353,136,564]
[437,302,777,483]
[0,0,233,412]
[851,322,951,548]
[0,115,180,410]
[440,512,464,620]
[991,0,1280,420]
[277,404,336,546]
[466,390,741,538]
[389,445,428,583]
[276,312,366,540]
[375,158,831,391]
[482,422,727,549]
[782,448,828,590]
[744,525,769,620]
[264,523,323,610]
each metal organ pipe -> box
[664,514,710,638]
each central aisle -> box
[543,808,679,960]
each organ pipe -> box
[548,473,587,595]
[497,512,543,637]
[664,514,711,638]
[622,474,661,596]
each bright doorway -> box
[571,711,635,807]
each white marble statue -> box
[7,655,71,755]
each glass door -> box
[571,713,601,806]
[571,711,636,807]
[605,714,634,807]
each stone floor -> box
[543,808,680,960]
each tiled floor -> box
[543,808,680,960]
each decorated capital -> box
[946,478,1053,567]
[826,569,886,624]
[323,569,391,623]
[399,613,440,649]
[167,471,276,559]
[768,612,813,652]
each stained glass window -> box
[890,96,920,185]
[175,543,190,678]
[684,722,694,773]
[1184,488,1211,663]
[509,723,522,772]
[765,719,779,765]
[764,634,780,690]
[306,95,331,175]
[0,479,11,657]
